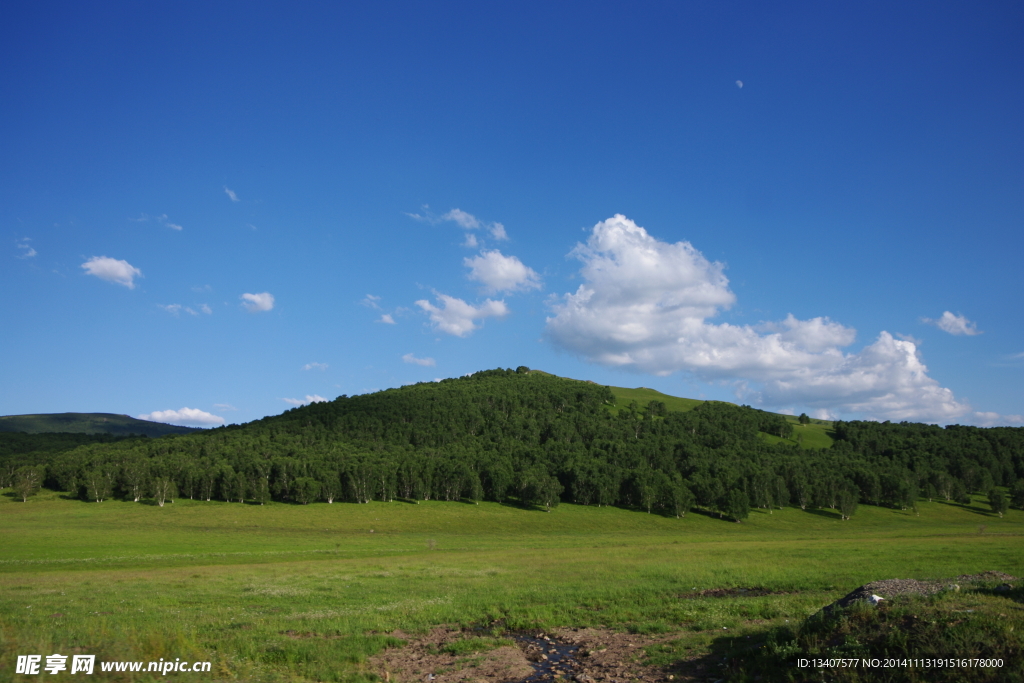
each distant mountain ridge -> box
[0,413,199,437]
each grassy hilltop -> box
[603,382,835,449]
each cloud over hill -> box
[546,215,971,423]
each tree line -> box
[3,368,1023,519]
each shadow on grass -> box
[939,499,997,517]
[496,499,552,513]
[801,507,842,520]
[652,627,791,682]
[686,506,735,523]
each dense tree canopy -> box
[2,369,1022,517]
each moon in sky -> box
[736,80,744,88]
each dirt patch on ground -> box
[826,570,1018,612]
[370,626,533,683]
[550,627,696,682]
[371,626,711,683]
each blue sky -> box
[3,1,1022,427]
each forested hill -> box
[0,412,199,437]
[3,368,1023,517]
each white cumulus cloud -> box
[416,294,509,337]
[82,256,142,289]
[402,353,436,366]
[138,407,225,427]
[923,311,982,336]
[224,186,239,202]
[283,395,328,406]
[303,362,328,371]
[241,292,274,312]
[545,214,971,422]
[379,313,396,324]
[464,249,542,294]
[159,304,183,315]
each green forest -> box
[4,368,1024,519]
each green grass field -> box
[603,384,837,449]
[1,489,1021,682]
[605,386,709,415]
[760,420,836,449]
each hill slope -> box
[0,412,199,437]
[2,369,1021,517]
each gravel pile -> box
[824,570,1017,613]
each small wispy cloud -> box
[363,295,403,325]
[283,395,328,406]
[224,186,240,202]
[213,403,238,411]
[407,207,510,247]
[157,214,182,231]
[192,284,212,293]
[15,238,36,259]
[161,303,210,316]
[489,223,508,240]
[441,208,480,229]
[303,362,328,371]
[134,213,182,230]
[922,311,982,336]
[82,256,142,289]
[241,292,274,312]
[402,353,436,367]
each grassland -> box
[604,383,836,449]
[605,386,709,415]
[2,488,1022,682]
[761,420,836,449]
